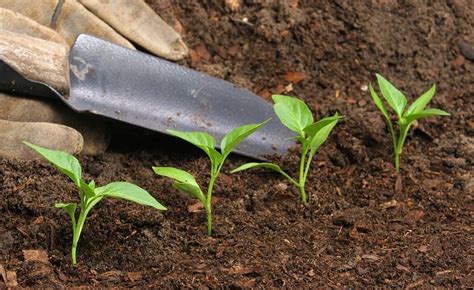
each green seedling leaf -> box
[308,118,339,160]
[403,108,450,124]
[88,180,96,190]
[55,203,77,224]
[369,74,450,172]
[369,83,391,123]
[231,93,341,205]
[304,113,342,138]
[207,148,223,169]
[23,141,82,187]
[231,162,282,173]
[174,182,206,203]
[25,142,166,266]
[231,162,296,185]
[287,135,306,143]
[167,130,222,165]
[405,84,436,115]
[80,180,95,199]
[157,121,266,236]
[220,119,270,157]
[167,129,215,149]
[153,167,200,187]
[376,74,407,117]
[95,182,166,210]
[153,167,205,202]
[272,95,313,136]
[84,197,104,215]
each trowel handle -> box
[0,30,69,99]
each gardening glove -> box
[0,92,110,158]
[0,29,109,160]
[0,0,188,61]
[0,0,188,160]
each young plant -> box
[24,142,166,266]
[153,120,269,236]
[231,95,341,205]
[369,74,450,172]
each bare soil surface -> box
[1,0,473,288]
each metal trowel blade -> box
[68,34,295,159]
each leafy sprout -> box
[369,74,450,172]
[232,95,341,205]
[24,142,166,266]
[153,120,269,236]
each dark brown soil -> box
[1,0,473,288]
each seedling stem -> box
[369,74,449,172]
[23,142,166,266]
[154,120,269,236]
[232,95,341,205]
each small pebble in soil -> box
[225,0,240,12]
[275,182,288,191]
[357,99,367,107]
[458,40,474,61]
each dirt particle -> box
[396,264,410,272]
[227,45,240,57]
[195,44,211,61]
[403,210,425,224]
[380,200,399,209]
[218,173,232,187]
[22,249,49,263]
[284,71,307,84]
[32,216,45,225]
[225,0,240,12]
[361,254,380,261]
[98,270,122,281]
[187,197,220,213]
[228,264,253,275]
[395,174,403,193]
[357,99,367,107]
[86,162,103,176]
[0,265,18,288]
[418,245,429,253]
[451,55,465,69]
[127,271,144,282]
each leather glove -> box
[0,0,188,160]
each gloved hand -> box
[0,0,188,60]
[0,0,188,160]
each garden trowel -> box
[0,34,295,159]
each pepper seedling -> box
[23,141,166,266]
[153,120,269,236]
[231,95,341,205]
[369,74,450,172]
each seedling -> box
[153,120,269,236]
[232,95,341,205]
[369,74,450,172]
[23,142,166,266]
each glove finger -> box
[0,8,68,45]
[0,30,69,94]
[78,0,188,60]
[0,119,83,161]
[0,0,134,49]
[0,93,110,156]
